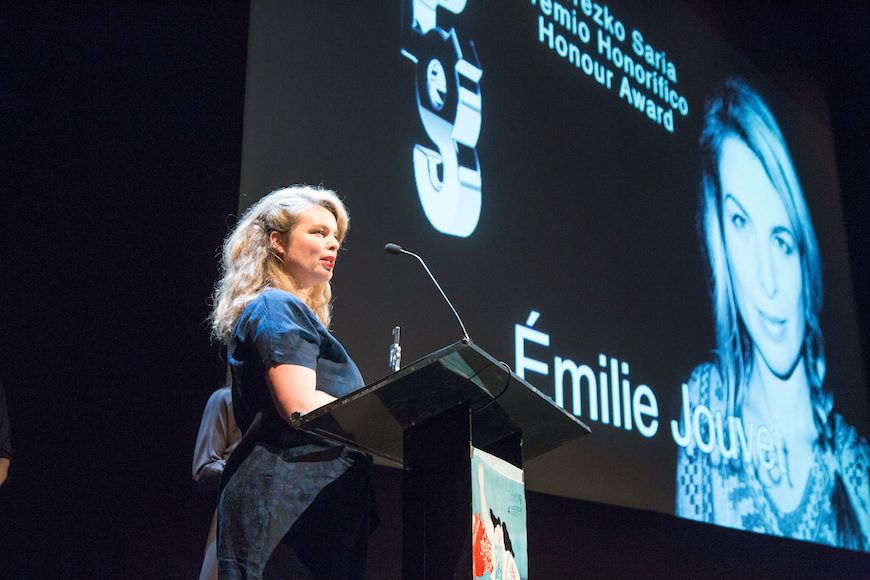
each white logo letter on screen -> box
[403,0,482,237]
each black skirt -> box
[217,436,375,580]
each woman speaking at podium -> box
[210,186,374,578]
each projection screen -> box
[237,0,869,551]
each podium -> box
[291,341,590,579]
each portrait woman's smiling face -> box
[719,135,806,379]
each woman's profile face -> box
[272,205,340,290]
[718,135,805,379]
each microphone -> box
[383,242,471,344]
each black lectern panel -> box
[292,341,589,579]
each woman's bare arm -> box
[267,364,336,422]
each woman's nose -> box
[757,243,778,299]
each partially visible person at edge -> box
[0,382,12,487]
[209,185,375,578]
[675,78,869,551]
[192,383,241,580]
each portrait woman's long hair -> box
[698,78,829,442]
[698,79,866,548]
[210,185,349,343]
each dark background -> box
[1,1,867,577]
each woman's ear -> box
[269,230,286,258]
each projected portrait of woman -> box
[675,78,870,550]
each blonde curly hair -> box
[210,185,349,343]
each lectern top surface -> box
[292,341,590,465]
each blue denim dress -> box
[218,290,371,579]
